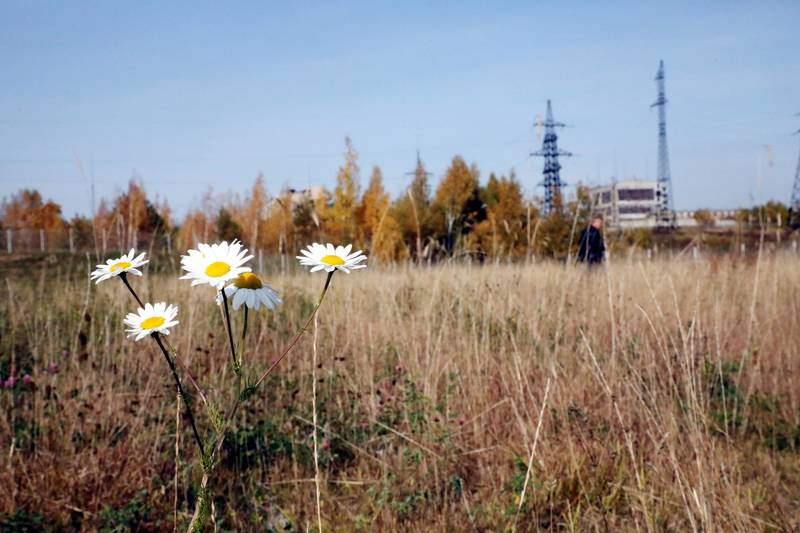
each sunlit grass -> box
[1,253,799,530]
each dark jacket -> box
[577,225,605,264]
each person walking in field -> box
[577,215,606,265]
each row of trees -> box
[175,138,553,261]
[0,181,172,253]
[3,138,793,260]
[3,138,572,260]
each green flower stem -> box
[220,288,239,373]
[241,306,249,355]
[162,337,209,406]
[153,332,206,457]
[235,306,249,400]
[188,270,336,531]
[253,270,334,389]
[119,272,144,308]
[116,273,206,456]
[117,275,206,399]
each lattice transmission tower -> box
[651,60,675,224]
[532,100,572,214]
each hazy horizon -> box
[1,1,799,219]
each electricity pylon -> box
[532,100,572,214]
[651,60,675,224]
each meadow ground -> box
[1,252,799,531]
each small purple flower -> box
[62,350,71,358]
[4,376,16,389]
[48,362,60,374]
[22,374,33,386]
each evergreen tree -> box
[481,173,501,208]
[68,215,95,249]
[216,207,241,242]
[293,199,319,249]
[144,200,166,233]
[393,153,432,260]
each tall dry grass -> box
[1,253,799,531]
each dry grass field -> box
[1,252,799,531]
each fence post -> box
[69,228,75,253]
[166,233,172,255]
[6,229,11,254]
[102,228,107,255]
[40,229,46,252]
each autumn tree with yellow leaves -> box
[235,174,270,249]
[1,189,64,231]
[92,179,169,249]
[474,171,528,259]
[431,156,486,256]
[358,166,406,262]
[322,137,360,244]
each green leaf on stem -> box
[207,403,224,435]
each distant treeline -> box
[1,138,793,260]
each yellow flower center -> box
[205,261,231,277]
[110,261,132,272]
[141,316,165,330]
[233,272,263,289]
[321,255,345,266]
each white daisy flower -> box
[180,239,253,289]
[124,302,179,341]
[90,248,148,284]
[297,243,367,274]
[215,272,282,311]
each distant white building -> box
[588,179,737,229]
[589,179,667,228]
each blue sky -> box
[1,1,798,218]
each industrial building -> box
[589,179,737,229]
[589,179,667,228]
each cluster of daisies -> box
[90,241,367,341]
